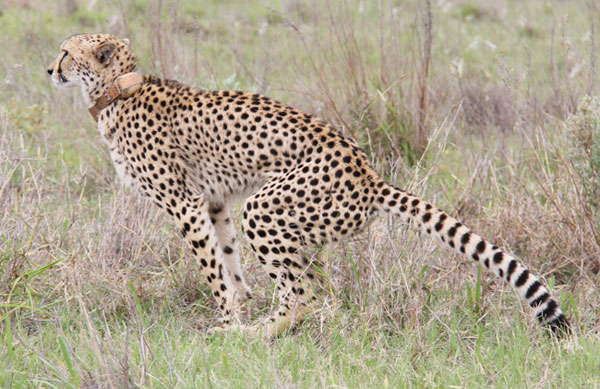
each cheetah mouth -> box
[52,73,74,88]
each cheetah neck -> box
[81,80,110,108]
[81,72,135,108]
[81,50,138,108]
[87,73,144,122]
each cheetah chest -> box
[98,119,135,187]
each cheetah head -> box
[47,33,137,105]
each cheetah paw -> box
[207,322,254,336]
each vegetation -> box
[1,0,599,387]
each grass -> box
[1,0,600,387]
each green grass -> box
[2,304,599,388]
[1,0,600,387]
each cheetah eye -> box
[63,50,69,57]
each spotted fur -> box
[48,33,570,337]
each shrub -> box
[566,96,600,210]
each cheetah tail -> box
[376,184,571,338]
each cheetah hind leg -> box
[242,181,324,338]
[211,253,318,339]
[256,250,321,338]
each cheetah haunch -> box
[48,33,570,337]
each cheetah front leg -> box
[165,194,243,328]
[209,205,253,319]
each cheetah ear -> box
[94,42,117,65]
[121,38,130,46]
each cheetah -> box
[47,33,570,337]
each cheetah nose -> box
[47,68,53,76]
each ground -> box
[1,0,599,387]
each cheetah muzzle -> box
[48,33,571,338]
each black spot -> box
[536,299,558,322]
[448,226,457,237]
[529,292,549,308]
[493,252,503,264]
[506,260,517,282]
[525,280,542,299]
[461,232,471,245]
[476,240,486,253]
[514,269,530,287]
